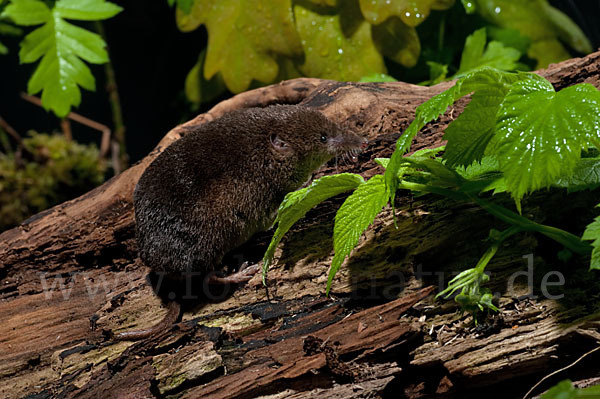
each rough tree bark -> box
[2,52,600,399]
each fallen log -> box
[2,51,600,399]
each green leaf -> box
[384,83,459,204]
[54,0,122,20]
[443,68,521,167]
[385,68,519,205]
[377,146,445,183]
[455,156,506,194]
[169,0,193,14]
[528,40,571,72]
[1,0,49,25]
[184,49,227,104]
[177,0,302,93]
[359,73,397,83]
[455,156,499,179]
[262,173,365,281]
[424,61,448,85]
[461,0,476,14]
[385,68,516,202]
[554,157,600,193]
[404,157,464,187]
[358,0,455,27]
[455,27,521,76]
[3,0,122,117]
[487,26,531,54]
[542,379,600,399]
[295,0,386,82]
[306,0,338,6]
[492,80,600,205]
[328,175,387,293]
[371,16,420,68]
[0,20,23,35]
[583,207,600,271]
[410,145,446,160]
[472,0,592,68]
[457,28,486,74]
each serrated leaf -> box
[262,173,365,280]
[554,157,600,193]
[177,0,301,93]
[377,146,445,181]
[385,68,518,203]
[358,0,454,27]
[493,80,600,205]
[384,83,459,202]
[455,27,521,76]
[328,175,387,293]
[371,16,420,67]
[3,0,121,117]
[443,68,521,167]
[295,0,386,81]
[455,156,506,193]
[582,207,600,270]
[406,158,464,187]
[457,27,486,74]
[472,0,592,68]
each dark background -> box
[0,0,598,165]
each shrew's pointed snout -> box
[360,137,368,150]
[327,132,368,158]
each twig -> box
[95,21,128,172]
[60,118,72,140]
[0,116,22,144]
[523,345,600,399]
[20,92,111,158]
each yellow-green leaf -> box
[359,0,455,27]
[184,49,226,104]
[306,0,338,6]
[371,17,420,67]
[473,0,592,68]
[177,0,302,93]
[295,0,386,81]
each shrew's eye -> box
[320,134,327,143]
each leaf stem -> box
[396,181,592,255]
[475,225,522,273]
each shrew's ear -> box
[270,134,292,155]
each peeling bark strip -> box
[176,287,434,399]
[1,52,600,399]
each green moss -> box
[0,132,106,231]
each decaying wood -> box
[2,52,600,399]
